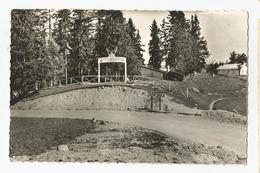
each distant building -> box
[240,64,247,76]
[217,63,247,76]
[139,65,165,80]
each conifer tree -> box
[10,9,49,97]
[166,11,193,75]
[190,14,209,73]
[160,11,210,76]
[148,20,162,69]
[69,10,95,76]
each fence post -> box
[168,84,171,92]
[35,82,38,90]
[186,88,189,98]
[151,96,153,110]
[81,76,84,83]
[70,78,72,84]
[159,96,161,110]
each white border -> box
[0,0,258,173]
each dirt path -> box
[11,110,247,158]
[209,98,226,110]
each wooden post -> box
[151,96,153,110]
[35,82,38,90]
[159,95,161,110]
[65,48,68,85]
[186,88,189,98]
[168,84,171,91]
[98,61,100,83]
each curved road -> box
[11,110,247,158]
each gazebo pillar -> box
[98,61,100,83]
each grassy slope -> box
[214,98,247,115]
[158,74,247,115]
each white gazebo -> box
[97,48,127,83]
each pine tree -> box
[190,14,209,73]
[35,9,64,88]
[148,20,162,69]
[159,18,170,70]
[69,10,95,77]
[53,9,72,55]
[10,9,49,98]
[134,31,145,65]
[127,18,145,69]
[160,11,210,76]
[165,11,193,75]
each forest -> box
[11,10,210,99]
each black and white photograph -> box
[9,9,248,164]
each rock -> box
[58,145,69,152]
[216,146,222,149]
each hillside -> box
[155,74,247,115]
[11,74,247,116]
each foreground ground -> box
[10,117,245,164]
[11,110,247,159]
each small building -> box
[217,63,247,76]
[139,65,165,80]
[240,64,247,76]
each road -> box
[11,109,247,158]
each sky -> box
[123,11,248,65]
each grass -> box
[158,74,247,114]
[9,117,95,156]
[214,97,247,115]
